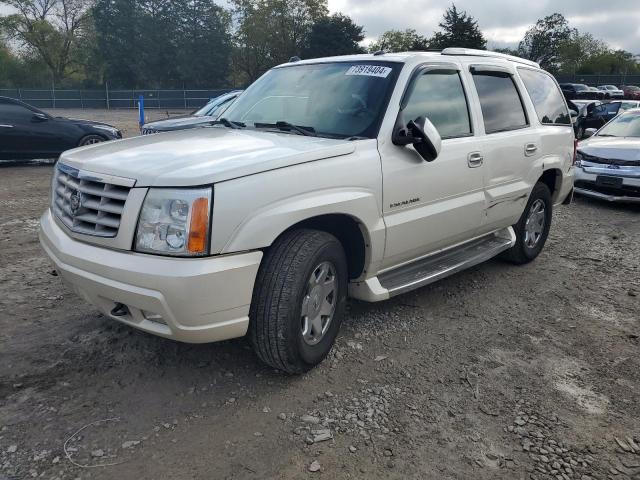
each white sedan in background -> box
[575,109,640,203]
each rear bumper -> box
[39,209,263,343]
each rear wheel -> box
[78,135,105,147]
[502,182,553,265]
[249,229,347,374]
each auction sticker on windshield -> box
[345,65,392,78]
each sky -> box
[327,0,640,53]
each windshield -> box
[575,84,589,91]
[597,112,640,137]
[221,61,401,139]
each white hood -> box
[59,127,356,186]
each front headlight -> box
[135,187,212,256]
[93,125,120,136]
[575,150,584,167]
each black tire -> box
[78,135,105,147]
[249,229,348,374]
[501,182,553,265]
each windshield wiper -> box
[210,117,245,129]
[254,121,316,136]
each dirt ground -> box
[0,159,639,480]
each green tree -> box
[92,0,144,87]
[579,50,640,76]
[231,0,328,83]
[368,29,429,53]
[492,47,520,56]
[518,13,575,73]
[303,13,364,59]
[429,4,486,50]
[1,0,94,84]
[93,0,232,88]
[557,31,608,75]
[173,1,232,88]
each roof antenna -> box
[373,50,385,56]
[289,56,301,62]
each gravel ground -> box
[0,163,639,480]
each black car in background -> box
[142,90,243,135]
[573,101,625,138]
[560,83,596,100]
[0,96,121,160]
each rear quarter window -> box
[518,68,571,125]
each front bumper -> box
[574,161,640,203]
[39,209,263,343]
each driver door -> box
[379,66,485,269]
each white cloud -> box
[328,0,640,53]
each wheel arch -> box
[275,214,370,281]
[537,167,563,202]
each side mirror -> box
[32,113,48,122]
[392,116,442,162]
[583,128,597,138]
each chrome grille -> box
[52,164,131,237]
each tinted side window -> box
[403,70,471,138]
[518,68,570,125]
[472,71,528,134]
[0,102,34,121]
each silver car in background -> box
[575,109,640,203]
[597,85,624,99]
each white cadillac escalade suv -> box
[40,49,575,373]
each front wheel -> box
[501,182,553,265]
[78,135,105,147]
[249,229,347,374]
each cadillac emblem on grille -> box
[69,190,82,216]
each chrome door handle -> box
[524,143,538,156]
[467,152,483,168]
[0,124,14,128]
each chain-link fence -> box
[0,88,235,109]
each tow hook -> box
[110,303,129,317]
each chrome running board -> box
[378,227,515,297]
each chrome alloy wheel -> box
[300,261,337,346]
[524,199,546,248]
[81,137,104,146]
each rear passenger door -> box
[469,65,540,232]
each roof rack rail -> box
[441,48,540,69]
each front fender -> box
[222,187,383,252]
[209,144,385,273]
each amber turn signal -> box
[187,197,210,254]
